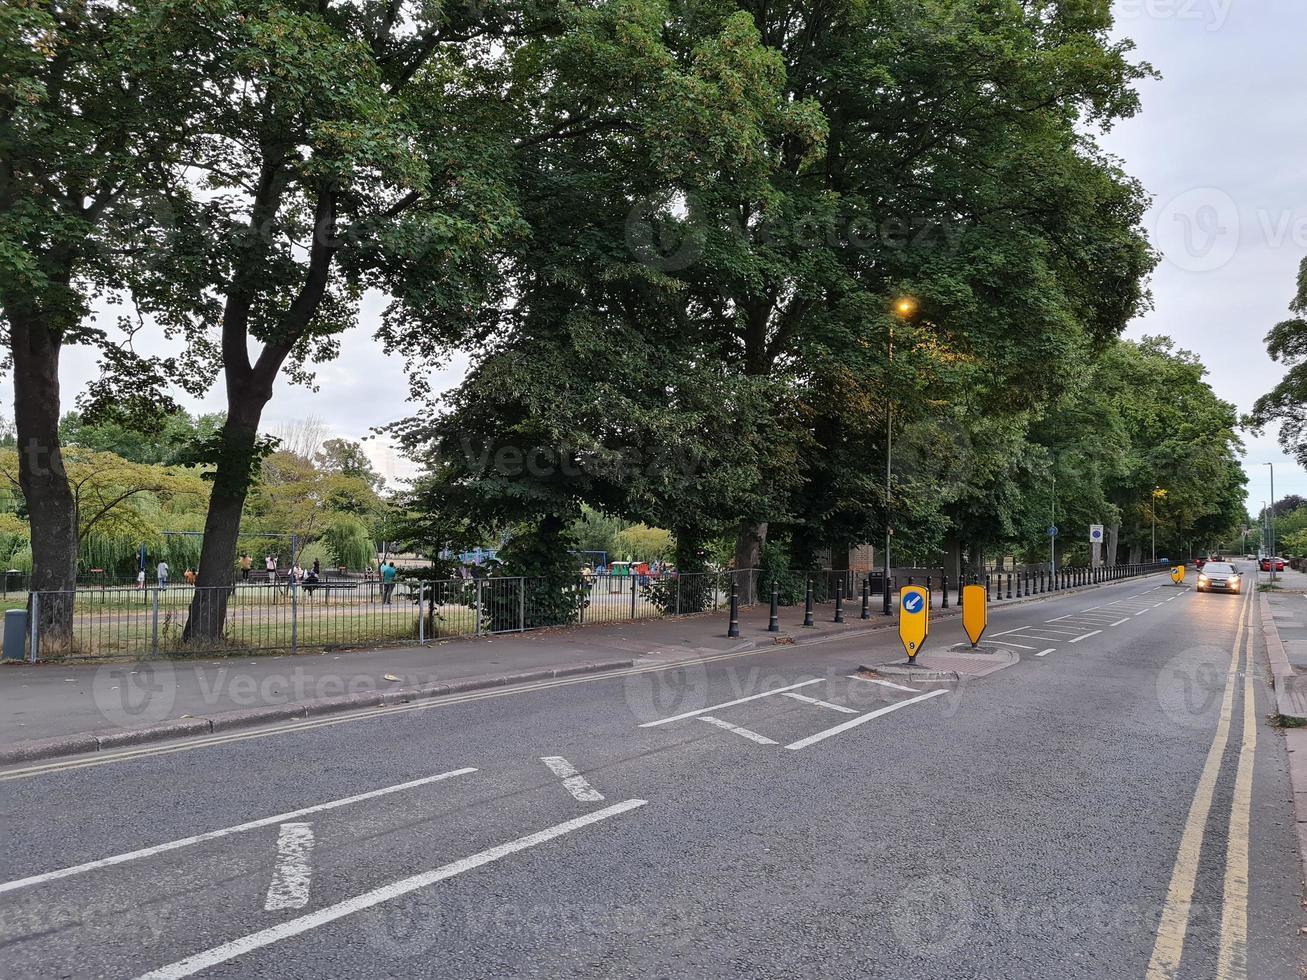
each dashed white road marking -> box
[1035,649,1056,658]
[782,692,858,713]
[0,767,476,896]
[786,689,949,751]
[539,757,605,803]
[1109,618,1130,627]
[974,638,1039,650]
[698,715,778,745]
[264,823,315,911]
[1034,625,1091,635]
[639,679,823,728]
[1135,610,1149,616]
[1069,630,1102,644]
[847,676,921,693]
[133,800,648,980]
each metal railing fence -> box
[18,561,1174,661]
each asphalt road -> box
[0,567,1301,979]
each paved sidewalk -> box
[0,570,1162,764]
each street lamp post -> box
[1266,463,1277,582]
[1050,473,1056,574]
[883,297,917,616]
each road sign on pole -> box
[962,584,987,646]
[898,585,929,662]
[1089,525,1104,544]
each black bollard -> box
[834,581,845,623]
[728,583,740,638]
[768,582,779,632]
[803,580,815,627]
[986,573,992,600]
[861,578,870,620]
[882,572,891,617]
[941,573,949,609]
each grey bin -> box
[3,607,27,661]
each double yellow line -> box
[1146,586,1256,979]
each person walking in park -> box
[157,560,169,590]
[136,567,146,590]
[265,554,277,584]
[381,560,398,604]
[239,554,252,581]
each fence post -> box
[475,578,483,635]
[150,588,159,657]
[28,591,39,663]
[419,583,426,643]
[675,574,681,617]
[519,577,526,631]
[291,581,298,654]
[630,574,637,620]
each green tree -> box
[1,0,204,641]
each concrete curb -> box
[1259,592,1307,723]
[0,659,634,768]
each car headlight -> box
[1198,575,1208,584]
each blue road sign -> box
[903,592,925,614]
[1048,526,1059,538]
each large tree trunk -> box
[184,400,268,644]
[1105,522,1120,566]
[10,312,78,654]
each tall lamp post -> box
[1266,462,1277,582]
[1151,487,1166,564]
[883,296,917,615]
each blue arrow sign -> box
[1048,526,1058,537]
[903,592,925,614]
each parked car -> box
[1261,556,1287,572]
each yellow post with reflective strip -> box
[898,585,929,661]
[1170,565,1185,585]
[962,584,987,647]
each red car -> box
[1195,557,1208,570]
[1261,556,1286,572]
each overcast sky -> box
[5,1,1303,511]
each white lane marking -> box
[1109,618,1130,627]
[698,716,777,745]
[1045,615,1070,623]
[847,676,921,693]
[987,628,1031,637]
[0,767,476,896]
[974,639,1039,650]
[638,678,823,727]
[1069,630,1102,644]
[264,823,315,911]
[786,690,949,751]
[1033,626,1090,635]
[1135,610,1149,617]
[1035,649,1056,658]
[539,757,604,803]
[133,800,648,980]
[782,692,858,713]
